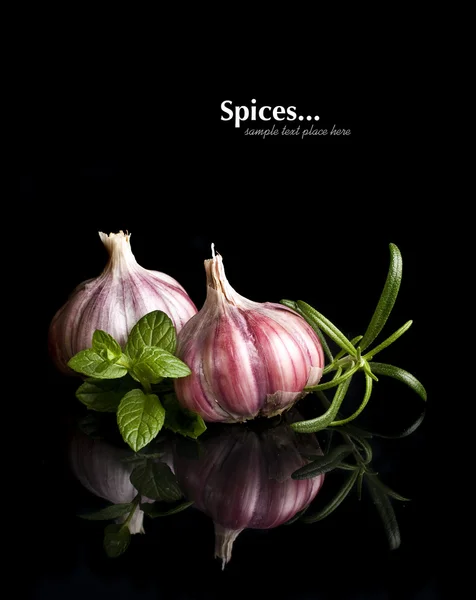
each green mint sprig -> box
[117,389,166,451]
[281,243,427,434]
[68,310,206,451]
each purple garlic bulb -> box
[69,430,154,534]
[174,249,324,422]
[48,231,197,373]
[173,415,325,567]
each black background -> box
[21,76,448,599]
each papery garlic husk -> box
[48,231,197,373]
[173,413,325,568]
[174,251,324,422]
[69,430,154,534]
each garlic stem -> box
[214,524,244,570]
[204,252,237,304]
[99,231,138,276]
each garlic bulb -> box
[69,430,153,533]
[48,231,197,373]
[173,414,325,567]
[174,249,324,422]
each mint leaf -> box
[130,346,191,385]
[76,376,138,412]
[117,389,165,452]
[130,460,183,502]
[126,310,177,358]
[163,393,206,439]
[68,349,128,379]
[79,503,133,520]
[92,330,123,361]
[103,524,131,558]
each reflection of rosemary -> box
[281,243,427,433]
[288,412,425,550]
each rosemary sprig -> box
[281,243,427,434]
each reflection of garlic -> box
[173,414,325,567]
[174,250,324,422]
[69,430,153,533]
[49,231,197,373]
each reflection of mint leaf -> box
[163,393,206,439]
[120,437,167,462]
[79,503,133,520]
[103,524,131,558]
[126,310,176,358]
[141,500,193,518]
[130,460,183,502]
[121,451,164,463]
[78,413,104,439]
[68,349,128,379]
[117,389,165,452]
[130,346,191,385]
[92,330,122,361]
[76,376,138,412]
[174,437,204,460]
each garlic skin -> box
[69,430,153,534]
[173,414,325,567]
[174,251,324,422]
[48,231,197,373]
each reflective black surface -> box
[32,377,443,599]
[24,93,445,598]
